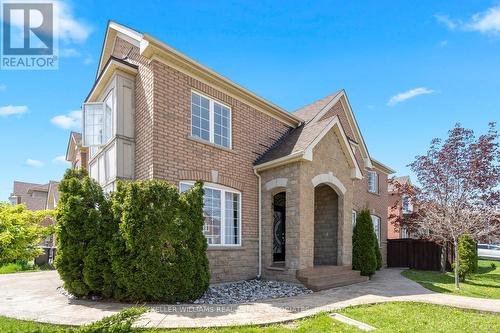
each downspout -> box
[253,168,262,279]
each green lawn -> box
[401,260,500,299]
[0,262,39,274]
[0,302,498,333]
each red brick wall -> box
[388,192,403,239]
[111,37,291,281]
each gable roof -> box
[254,115,362,179]
[65,131,87,162]
[10,181,49,211]
[388,175,411,192]
[293,90,342,122]
[94,21,302,127]
[293,90,373,168]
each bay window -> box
[191,91,231,149]
[83,90,113,147]
[180,182,241,246]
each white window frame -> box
[179,181,241,247]
[190,91,232,149]
[367,171,379,194]
[371,214,381,246]
[352,210,357,232]
[402,195,413,214]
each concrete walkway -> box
[0,268,499,328]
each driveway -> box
[0,268,499,328]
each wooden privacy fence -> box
[387,239,453,271]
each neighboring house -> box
[65,131,88,170]
[8,181,58,264]
[75,21,395,288]
[388,176,414,239]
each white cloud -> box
[5,1,91,44]
[83,54,93,65]
[60,48,81,58]
[57,1,92,44]
[0,84,6,92]
[0,105,28,116]
[387,87,435,107]
[439,40,448,47]
[435,15,459,30]
[436,6,500,35]
[52,155,70,165]
[51,110,82,129]
[466,6,500,34]
[26,159,44,168]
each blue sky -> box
[1,0,499,200]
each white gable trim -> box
[304,116,362,180]
[308,90,372,169]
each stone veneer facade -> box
[93,32,392,283]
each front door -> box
[273,192,286,262]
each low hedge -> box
[55,170,209,302]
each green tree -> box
[455,234,478,282]
[352,209,377,276]
[55,169,114,297]
[0,203,53,263]
[110,180,209,302]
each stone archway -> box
[313,184,340,265]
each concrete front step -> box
[297,265,369,291]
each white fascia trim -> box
[304,116,362,180]
[97,22,143,78]
[109,21,142,46]
[86,60,138,103]
[309,89,372,169]
[253,152,304,172]
[308,91,343,124]
[341,92,373,168]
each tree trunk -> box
[454,239,460,290]
[440,241,447,273]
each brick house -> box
[8,181,58,264]
[388,176,414,239]
[76,21,394,288]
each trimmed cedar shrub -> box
[352,209,377,276]
[55,169,114,297]
[110,179,209,302]
[56,172,209,302]
[455,233,478,282]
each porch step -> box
[297,265,368,291]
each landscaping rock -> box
[193,279,312,304]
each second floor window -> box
[367,171,378,193]
[191,91,231,149]
[371,214,381,245]
[402,195,412,214]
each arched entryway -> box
[273,192,286,262]
[314,184,339,265]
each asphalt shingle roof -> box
[255,91,343,166]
